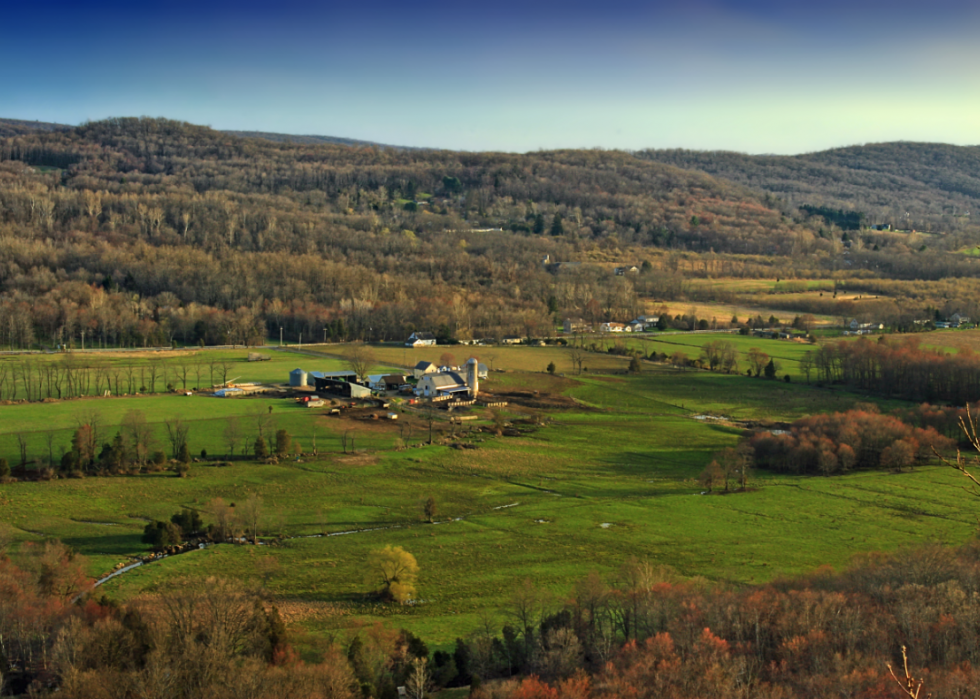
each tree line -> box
[9,537,980,698]
[802,336,980,404]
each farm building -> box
[309,370,358,384]
[500,336,522,345]
[289,368,308,387]
[367,374,408,391]
[413,361,438,379]
[562,318,590,333]
[417,372,469,398]
[313,377,374,398]
[214,387,244,398]
[406,332,437,347]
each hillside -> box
[0,117,72,138]
[637,142,980,233]
[0,116,829,350]
[223,129,410,149]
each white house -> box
[599,322,627,333]
[405,332,437,347]
[413,361,438,380]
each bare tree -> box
[343,342,376,381]
[122,410,153,467]
[405,657,430,699]
[164,416,191,459]
[569,347,586,375]
[207,498,241,542]
[223,417,243,458]
[238,494,263,543]
[15,433,28,467]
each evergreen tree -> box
[275,429,291,456]
[764,358,777,379]
[549,213,564,236]
[532,213,545,234]
[254,435,269,459]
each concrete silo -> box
[289,368,308,387]
[466,358,479,399]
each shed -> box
[309,370,358,385]
[313,377,374,399]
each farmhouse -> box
[614,265,640,276]
[405,332,437,347]
[413,361,438,379]
[950,313,971,327]
[500,336,522,345]
[563,318,590,333]
[599,322,628,333]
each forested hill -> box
[0,118,72,138]
[637,142,980,233]
[222,130,408,149]
[0,116,824,349]
[0,116,815,256]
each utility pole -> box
[279,327,283,347]
[323,327,327,344]
[299,333,302,349]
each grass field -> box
[1,344,976,653]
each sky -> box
[3,0,979,153]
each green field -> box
[1,342,976,653]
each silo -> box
[466,358,479,399]
[289,368,308,387]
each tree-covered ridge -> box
[637,142,980,232]
[0,117,829,348]
[0,118,71,139]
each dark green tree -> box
[0,457,8,479]
[546,361,556,375]
[549,213,564,236]
[764,358,777,379]
[254,435,269,459]
[275,429,291,456]
[532,213,545,234]
[142,520,183,551]
[171,508,203,535]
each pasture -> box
[0,343,977,651]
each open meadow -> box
[1,340,977,653]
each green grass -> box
[1,357,976,651]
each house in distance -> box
[406,332,437,347]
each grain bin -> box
[289,368,308,387]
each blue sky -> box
[3,0,978,153]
